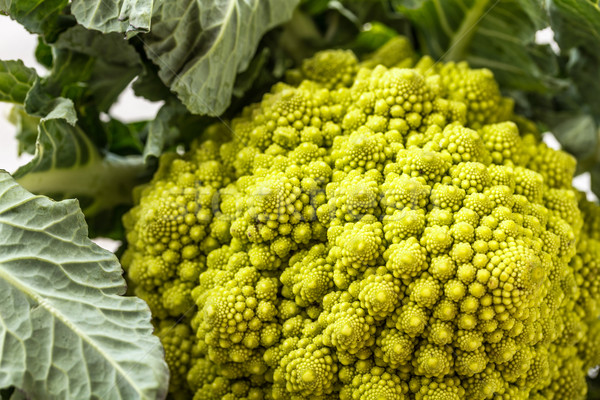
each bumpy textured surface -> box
[121,43,600,399]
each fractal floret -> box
[122,38,600,399]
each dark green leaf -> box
[0,387,14,400]
[138,99,216,162]
[548,0,600,51]
[547,0,600,114]
[131,59,174,102]
[589,375,600,400]
[301,0,331,15]
[547,114,598,162]
[529,0,600,199]
[352,21,399,53]
[143,0,300,115]
[86,204,130,240]
[104,118,146,155]
[232,47,271,98]
[591,164,600,201]
[142,101,187,162]
[34,37,53,69]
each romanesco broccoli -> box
[122,39,600,399]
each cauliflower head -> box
[122,40,600,400]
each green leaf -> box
[0,60,36,104]
[24,79,78,125]
[142,101,187,162]
[47,25,142,113]
[547,114,599,162]
[591,164,600,201]
[301,0,331,15]
[393,0,557,92]
[0,60,78,126]
[548,0,600,52]
[131,59,174,103]
[525,0,600,199]
[70,0,153,36]
[1,28,148,224]
[0,387,14,400]
[104,119,146,155]
[34,37,53,69]
[232,47,271,98]
[144,0,300,115]
[0,171,169,399]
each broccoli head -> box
[121,39,600,399]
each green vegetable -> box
[2,0,600,399]
[0,171,168,399]
[122,44,600,399]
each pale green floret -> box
[480,122,523,166]
[357,272,401,319]
[381,172,431,213]
[383,208,426,243]
[430,183,466,211]
[384,237,428,279]
[327,170,381,221]
[289,49,359,89]
[122,43,600,399]
[375,328,415,368]
[395,148,451,183]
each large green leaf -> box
[0,171,169,399]
[70,0,153,36]
[143,0,300,115]
[548,0,600,60]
